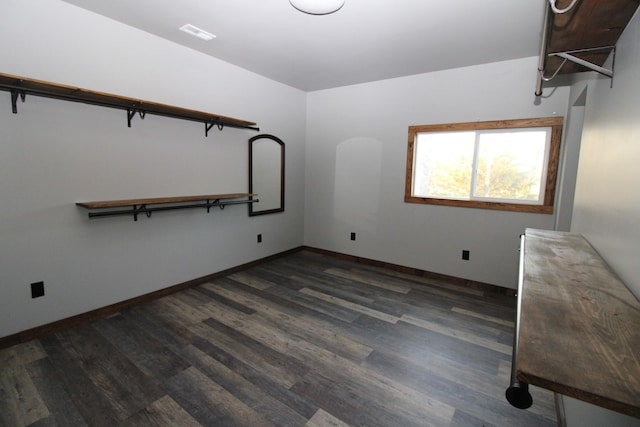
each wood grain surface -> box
[0,72,257,127]
[0,250,556,426]
[518,228,640,417]
[76,193,256,209]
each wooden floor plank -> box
[364,264,486,297]
[123,395,202,427]
[374,291,513,344]
[292,371,415,427]
[400,314,513,355]
[325,267,412,294]
[52,324,164,417]
[92,314,191,381]
[0,358,49,427]
[352,315,507,378]
[293,368,453,427]
[190,316,307,389]
[0,250,557,427]
[202,281,373,362]
[305,408,351,427]
[226,271,276,290]
[362,349,555,427]
[198,296,456,426]
[38,334,125,425]
[181,343,310,426]
[156,294,210,324]
[27,357,90,427]
[248,265,305,291]
[163,366,276,427]
[267,284,362,323]
[118,303,199,354]
[451,306,515,328]
[287,272,378,306]
[0,341,47,366]
[299,287,400,323]
[191,283,257,314]
[189,334,319,419]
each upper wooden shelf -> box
[517,228,640,418]
[536,0,639,96]
[0,72,258,135]
[546,0,639,76]
[76,193,258,221]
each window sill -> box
[404,195,554,214]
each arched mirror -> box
[249,134,285,216]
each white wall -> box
[562,395,640,427]
[571,9,640,298]
[305,58,571,287]
[561,11,640,426]
[0,0,306,338]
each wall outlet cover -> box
[31,281,45,298]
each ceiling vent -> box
[179,24,216,41]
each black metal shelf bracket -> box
[10,88,26,114]
[84,198,258,221]
[126,108,146,128]
[205,121,224,137]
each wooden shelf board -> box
[0,72,256,128]
[547,0,639,75]
[76,193,256,209]
[518,228,640,418]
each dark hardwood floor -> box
[0,250,556,426]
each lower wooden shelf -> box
[76,193,257,221]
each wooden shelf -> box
[0,72,258,135]
[76,193,257,221]
[546,0,639,76]
[76,193,256,209]
[516,228,640,418]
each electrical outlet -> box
[462,250,470,261]
[257,234,262,243]
[31,281,45,298]
[350,232,356,241]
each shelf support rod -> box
[85,198,259,220]
[505,234,533,409]
[549,49,615,79]
[535,3,553,97]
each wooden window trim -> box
[404,117,564,214]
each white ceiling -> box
[61,0,546,92]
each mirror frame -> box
[249,134,285,216]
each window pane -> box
[414,132,475,199]
[474,130,548,202]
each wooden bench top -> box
[518,228,640,417]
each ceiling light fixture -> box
[289,0,345,15]
[179,24,216,41]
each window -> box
[405,117,563,213]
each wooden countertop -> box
[517,228,640,417]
